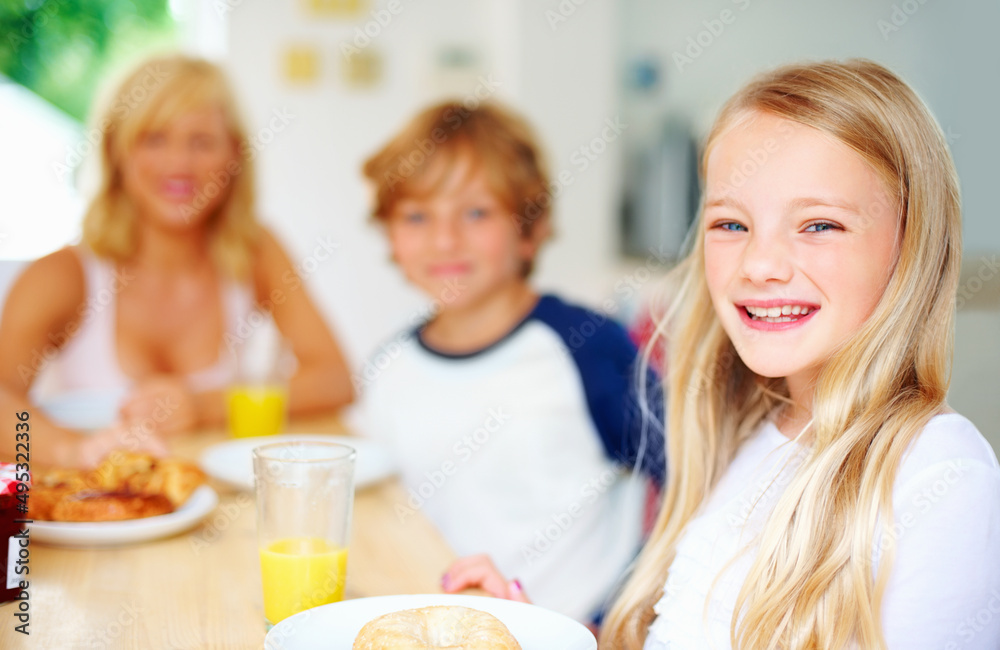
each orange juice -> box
[227,385,287,438]
[259,537,348,625]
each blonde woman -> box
[452,60,1000,648]
[0,55,353,468]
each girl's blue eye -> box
[804,222,839,233]
[718,222,747,232]
[466,207,488,220]
[404,212,426,224]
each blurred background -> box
[1,0,998,450]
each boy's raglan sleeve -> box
[553,307,666,485]
[533,297,666,484]
[585,321,666,486]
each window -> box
[0,0,177,261]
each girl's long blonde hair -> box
[601,59,961,649]
[82,54,259,278]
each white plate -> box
[199,434,396,492]
[28,485,218,547]
[264,594,597,650]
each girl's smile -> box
[735,300,820,331]
[703,111,901,390]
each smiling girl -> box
[599,59,1000,649]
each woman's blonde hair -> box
[601,59,961,649]
[82,54,259,278]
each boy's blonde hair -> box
[602,59,961,649]
[82,54,259,278]
[362,101,551,274]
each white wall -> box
[224,0,622,371]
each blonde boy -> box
[360,101,663,621]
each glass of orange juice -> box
[252,441,356,628]
[228,384,287,438]
[228,324,292,438]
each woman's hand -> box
[119,376,199,436]
[77,422,169,468]
[441,554,530,603]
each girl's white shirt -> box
[645,413,1000,649]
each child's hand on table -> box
[442,554,530,603]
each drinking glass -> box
[253,441,356,628]
[228,324,292,438]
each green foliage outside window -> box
[0,0,176,121]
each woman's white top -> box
[30,247,255,428]
[645,413,1000,649]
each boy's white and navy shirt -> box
[360,294,665,621]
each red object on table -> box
[0,463,25,603]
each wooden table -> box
[0,416,465,649]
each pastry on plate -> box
[31,452,205,522]
[50,491,173,522]
[353,605,521,649]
